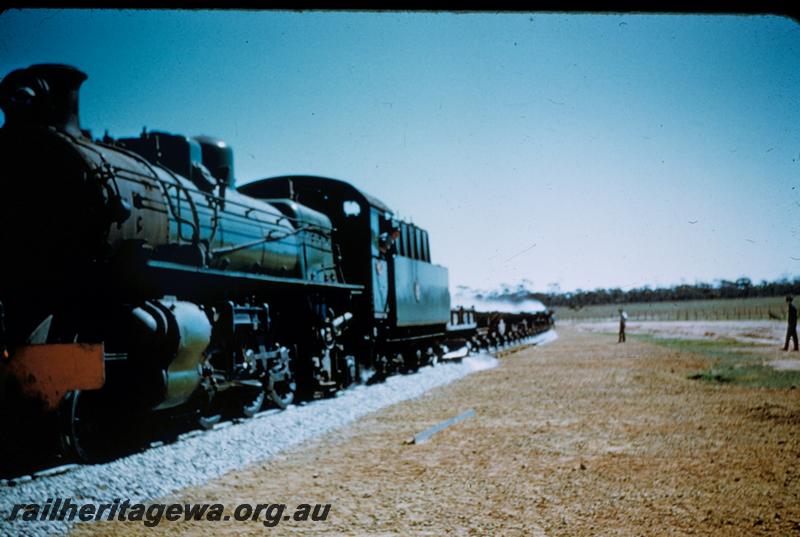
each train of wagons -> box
[0,64,553,470]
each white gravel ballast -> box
[0,331,556,536]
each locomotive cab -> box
[239,176,451,375]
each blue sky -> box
[1,10,798,293]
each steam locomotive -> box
[0,64,552,470]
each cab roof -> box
[238,175,393,214]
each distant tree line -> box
[524,277,800,309]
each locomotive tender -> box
[0,64,551,468]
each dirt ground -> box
[74,326,800,536]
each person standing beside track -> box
[618,307,627,343]
[783,295,798,351]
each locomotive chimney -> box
[0,63,87,137]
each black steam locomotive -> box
[0,64,552,469]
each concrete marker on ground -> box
[407,408,477,445]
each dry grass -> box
[74,326,800,536]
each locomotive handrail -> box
[208,225,316,257]
[157,165,203,245]
[114,167,325,242]
[107,164,333,237]
[94,143,332,234]
[146,259,364,292]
